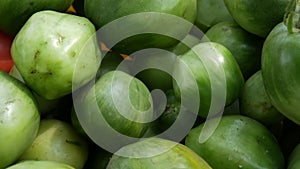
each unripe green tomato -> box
[0,71,40,168]
[6,160,75,169]
[12,10,101,100]
[262,22,300,125]
[185,115,285,169]
[173,42,244,117]
[0,0,74,36]
[240,70,285,126]
[195,0,233,32]
[224,0,289,37]
[107,137,212,169]
[79,70,153,138]
[19,119,89,169]
[205,21,263,79]
[85,0,197,54]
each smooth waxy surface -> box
[262,22,300,124]
[107,137,212,169]
[12,10,101,100]
[6,160,75,169]
[0,71,40,168]
[186,115,285,169]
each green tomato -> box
[18,119,89,169]
[85,0,197,54]
[224,0,289,37]
[240,70,285,126]
[79,70,153,138]
[173,42,244,117]
[185,115,285,169]
[261,21,300,124]
[0,0,74,36]
[11,10,101,100]
[6,160,75,169]
[205,21,263,79]
[195,0,233,32]
[85,0,196,28]
[107,137,212,169]
[0,71,40,168]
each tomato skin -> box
[240,70,285,127]
[80,70,153,138]
[0,71,40,168]
[224,0,289,37]
[195,0,233,32]
[205,21,263,79]
[173,42,244,117]
[107,138,212,169]
[6,160,75,169]
[185,115,285,169]
[0,0,74,36]
[11,11,100,100]
[19,119,89,169]
[85,0,197,54]
[0,30,14,72]
[262,22,300,124]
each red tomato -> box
[0,30,14,72]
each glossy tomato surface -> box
[262,22,300,124]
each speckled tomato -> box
[11,10,101,100]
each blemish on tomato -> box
[34,50,40,59]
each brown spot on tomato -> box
[70,51,76,58]
[56,33,65,45]
[30,69,37,74]
[34,50,40,59]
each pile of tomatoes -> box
[1,0,300,169]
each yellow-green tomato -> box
[107,137,212,169]
[6,160,75,169]
[0,71,40,168]
[19,119,89,169]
